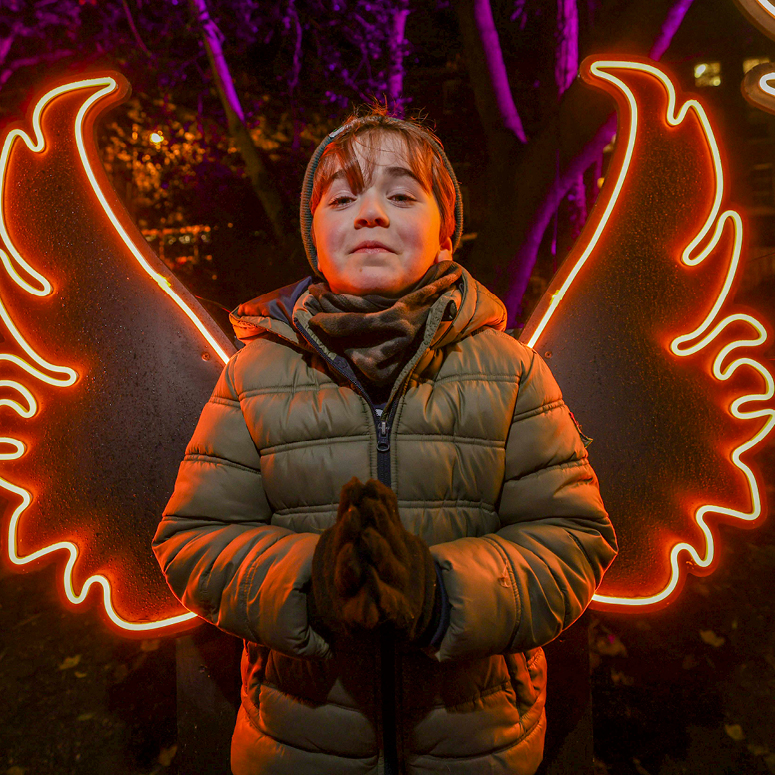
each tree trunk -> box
[457,0,695,325]
[555,0,587,257]
[454,0,528,144]
[189,0,290,248]
[454,0,529,293]
[387,0,411,115]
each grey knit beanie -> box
[299,116,464,277]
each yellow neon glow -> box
[526,59,774,609]
[149,131,164,144]
[0,74,238,631]
[70,79,230,364]
[3,433,194,630]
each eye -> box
[390,193,416,203]
[329,195,354,206]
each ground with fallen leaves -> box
[1,464,773,775]
[590,444,775,775]
[0,559,177,775]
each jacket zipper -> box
[295,325,403,774]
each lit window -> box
[743,57,771,74]
[694,61,721,87]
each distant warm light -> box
[694,61,721,87]
[744,56,771,74]
[525,58,774,611]
[149,131,163,144]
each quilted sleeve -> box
[152,351,330,660]
[428,347,617,662]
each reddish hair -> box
[309,107,457,246]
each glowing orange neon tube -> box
[0,75,234,632]
[526,59,773,609]
[735,1,775,113]
[734,0,775,26]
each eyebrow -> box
[328,165,422,185]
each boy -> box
[152,108,617,775]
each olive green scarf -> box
[307,261,463,387]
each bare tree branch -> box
[120,0,153,59]
[0,32,17,72]
[189,0,289,247]
[455,0,528,144]
[556,0,587,249]
[386,0,410,115]
[460,0,695,325]
[287,0,303,94]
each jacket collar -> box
[229,266,507,358]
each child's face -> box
[312,133,453,297]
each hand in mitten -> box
[309,477,442,645]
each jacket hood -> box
[229,266,507,352]
[229,276,313,347]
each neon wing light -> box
[522,57,774,611]
[1,74,234,634]
[734,1,775,113]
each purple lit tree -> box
[0,0,696,315]
[0,0,412,293]
[453,0,695,322]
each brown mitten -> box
[309,477,439,644]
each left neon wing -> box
[0,73,234,635]
[522,57,774,611]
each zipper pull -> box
[377,419,390,452]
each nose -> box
[354,190,389,228]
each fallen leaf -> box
[141,639,160,652]
[725,723,745,741]
[593,757,610,775]
[58,655,82,670]
[632,758,652,775]
[595,634,628,657]
[700,630,725,648]
[112,664,129,683]
[749,744,770,756]
[74,670,87,678]
[77,713,94,722]
[611,669,635,686]
[158,744,178,767]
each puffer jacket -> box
[152,265,617,775]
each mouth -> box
[351,241,395,253]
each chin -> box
[346,269,406,297]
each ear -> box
[434,236,453,264]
